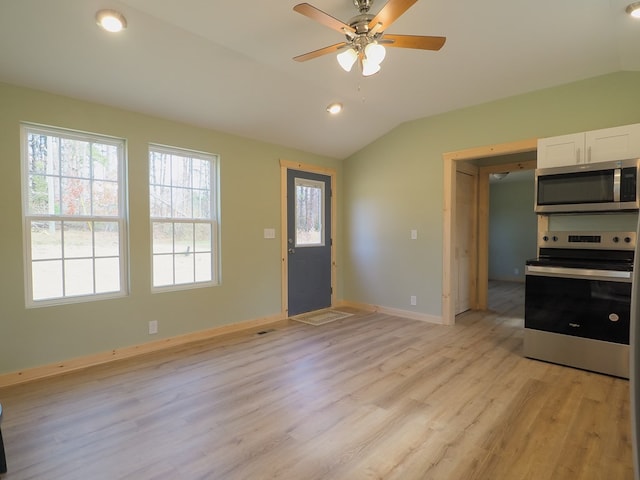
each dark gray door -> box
[287,169,332,316]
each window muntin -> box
[22,124,127,306]
[149,145,218,290]
[295,178,325,247]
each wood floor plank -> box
[0,282,633,479]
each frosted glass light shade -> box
[337,48,358,72]
[361,58,381,76]
[364,42,386,65]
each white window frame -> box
[21,123,128,307]
[149,144,220,292]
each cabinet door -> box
[586,123,640,164]
[537,133,585,169]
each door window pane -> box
[295,178,324,247]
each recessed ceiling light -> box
[326,103,343,115]
[96,9,127,33]
[627,2,640,18]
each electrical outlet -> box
[148,320,158,335]
[410,296,417,306]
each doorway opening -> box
[442,139,538,325]
[486,168,536,312]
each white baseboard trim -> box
[0,312,286,388]
[337,300,443,325]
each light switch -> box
[264,228,276,239]
[411,229,418,240]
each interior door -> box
[455,171,474,314]
[287,169,332,316]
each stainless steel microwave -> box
[535,158,640,213]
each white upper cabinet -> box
[537,123,640,169]
[537,133,584,169]
[587,124,640,163]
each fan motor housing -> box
[348,13,375,34]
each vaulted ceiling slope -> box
[1,0,638,159]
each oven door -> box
[525,265,631,344]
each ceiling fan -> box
[293,0,446,76]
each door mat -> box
[292,309,354,326]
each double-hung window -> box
[149,145,219,290]
[21,124,127,306]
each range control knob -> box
[613,236,620,243]
[542,235,549,242]
[552,236,558,242]
[625,236,632,243]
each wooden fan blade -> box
[293,42,347,62]
[382,34,446,51]
[293,3,355,34]
[368,0,418,32]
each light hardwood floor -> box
[0,281,633,479]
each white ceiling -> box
[1,0,638,159]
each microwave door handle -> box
[614,168,621,202]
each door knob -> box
[288,248,295,254]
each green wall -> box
[488,172,537,282]
[0,82,342,375]
[3,71,640,375]
[343,71,640,317]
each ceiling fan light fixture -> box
[293,1,447,78]
[364,42,386,65]
[96,9,127,33]
[627,2,640,18]
[337,48,358,72]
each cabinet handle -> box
[587,146,591,163]
[576,147,581,163]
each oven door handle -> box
[526,265,632,282]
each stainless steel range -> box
[524,230,635,378]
